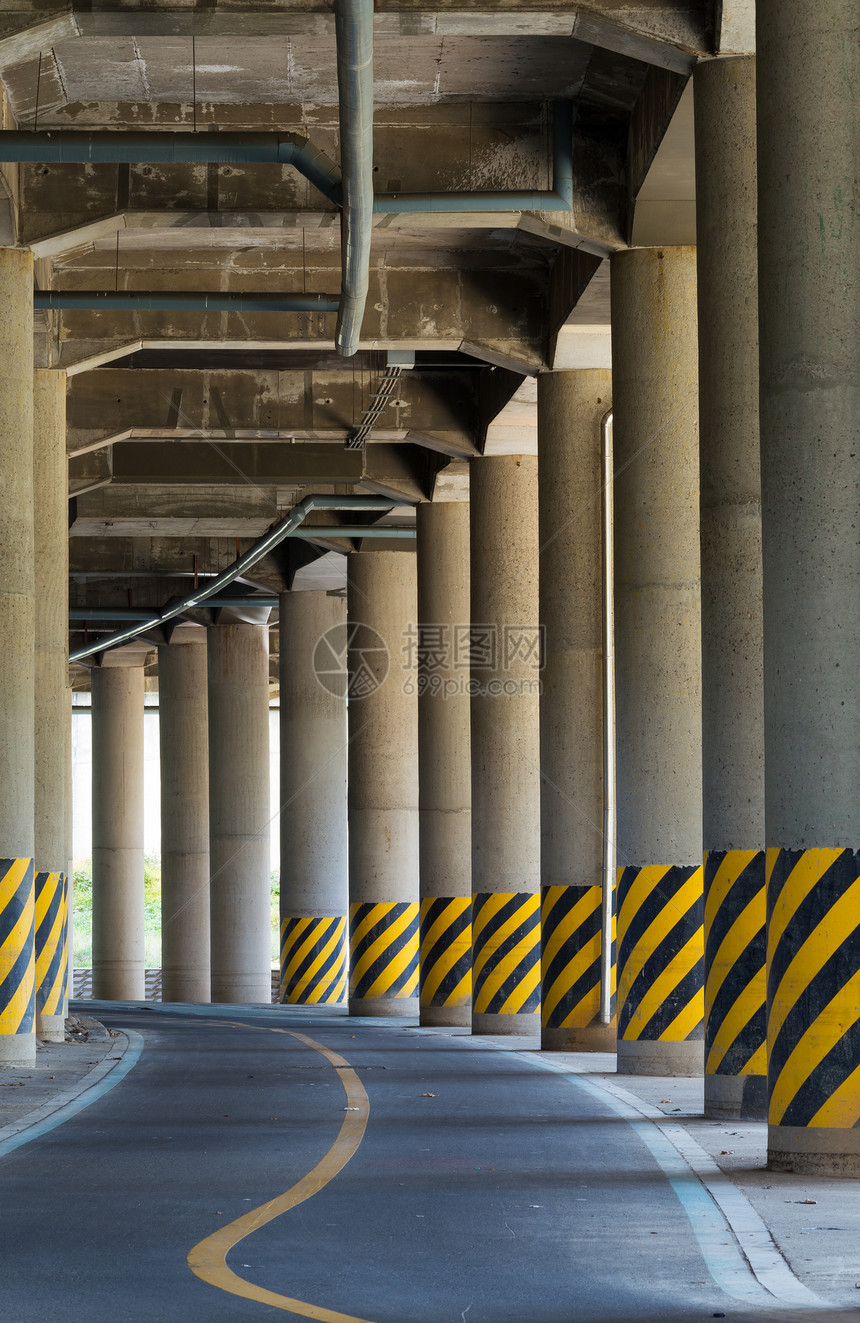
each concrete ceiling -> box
[0,0,734,668]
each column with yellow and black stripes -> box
[766,851,860,1175]
[34,369,71,1041]
[417,502,472,1027]
[279,592,348,1006]
[538,369,616,1050]
[0,247,36,1065]
[758,0,859,1175]
[470,455,541,1035]
[695,58,767,1118]
[347,551,419,1016]
[612,246,705,1076]
[34,871,67,1041]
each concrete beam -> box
[70,534,254,576]
[109,440,365,486]
[28,208,616,265]
[65,367,479,457]
[68,439,430,531]
[0,6,705,75]
[69,483,283,539]
[83,2,707,60]
[48,266,547,373]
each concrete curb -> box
[0,1028,144,1160]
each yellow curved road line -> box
[186,1023,375,1322]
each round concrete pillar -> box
[33,370,69,1042]
[208,624,272,1004]
[757,0,860,1175]
[347,551,419,1017]
[65,681,73,1013]
[416,501,472,1028]
[611,246,704,1077]
[538,370,615,1051]
[279,591,348,1005]
[470,455,541,1036]
[694,56,767,1119]
[158,634,210,1003]
[0,248,35,1065]
[92,660,146,1001]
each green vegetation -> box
[72,860,282,967]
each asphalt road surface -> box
[0,1004,850,1323]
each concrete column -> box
[694,57,767,1119]
[416,502,472,1028]
[158,633,210,1003]
[65,681,73,1012]
[92,659,145,1001]
[611,246,704,1076]
[208,623,271,1004]
[0,248,35,1065]
[538,370,615,1051]
[33,370,69,1042]
[347,551,419,1017]
[757,0,860,1176]
[279,591,348,1005]
[470,455,541,1036]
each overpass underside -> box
[0,0,857,1269]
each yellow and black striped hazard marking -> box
[419,897,471,1010]
[767,847,860,1129]
[541,884,615,1030]
[0,858,35,1037]
[704,850,766,1079]
[472,891,540,1016]
[349,901,419,1001]
[280,916,347,1005]
[35,870,67,1016]
[617,864,704,1042]
[62,872,70,1006]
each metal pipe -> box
[0,130,343,204]
[36,291,338,313]
[334,0,375,357]
[293,525,414,539]
[599,409,616,1026]
[68,493,398,664]
[1,103,572,224]
[373,102,573,214]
